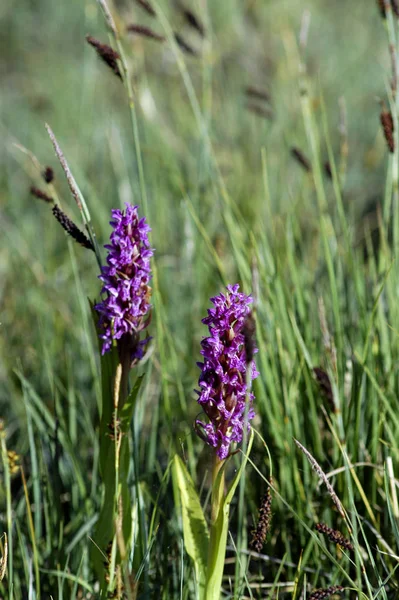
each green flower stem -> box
[110,347,132,586]
[95,342,134,596]
[204,431,255,600]
[205,456,227,600]
[210,457,225,523]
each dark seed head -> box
[126,24,165,42]
[315,522,353,551]
[52,204,94,251]
[313,367,334,409]
[30,186,53,203]
[309,586,344,600]
[380,107,395,153]
[135,0,156,17]
[291,147,311,172]
[86,35,122,80]
[250,482,272,553]
[181,7,205,37]
[324,161,332,180]
[245,86,270,103]
[42,166,54,184]
[174,32,197,56]
[246,103,273,120]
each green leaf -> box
[120,375,145,433]
[90,299,145,587]
[172,455,209,599]
[93,375,145,578]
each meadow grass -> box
[1,0,399,597]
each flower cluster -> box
[195,284,258,459]
[95,203,153,358]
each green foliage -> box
[172,455,209,598]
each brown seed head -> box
[291,147,312,172]
[315,522,353,551]
[42,166,54,184]
[126,24,165,41]
[250,482,272,553]
[181,8,205,37]
[245,86,270,103]
[313,367,334,409]
[135,0,156,17]
[86,35,122,79]
[52,204,95,251]
[380,108,395,153]
[246,103,273,120]
[324,161,332,180]
[309,586,344,600]
[174,33,197,56]
[30,186,53,203]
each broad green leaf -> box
[172,455,209,599]
[90,300,145,588]
[93,375,145,586]
[120,375,145,433]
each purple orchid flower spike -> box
[95,203,154,361]
[195,284,258,459]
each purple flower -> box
[95,203,153,358]
[195,284,258,460]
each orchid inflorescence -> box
[95,203,153,360]
[195,284,258,460]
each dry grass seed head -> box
[52,204,94,251]
[313,367,334,410]
[246,103,273,120]
[293,438,346,519]
[42,166,54,183]
[291,147,312,172]
[250,482,273,553]
[380,106,395,153]
[126,24,165,41]
[245,86,270,103]
[174,33,197,56]
[86,35,122,79]
[315,522,353,551]
[30,186,53,203]
[135,0,156,17]
[181,7,205,37]
[309,585,344,600]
